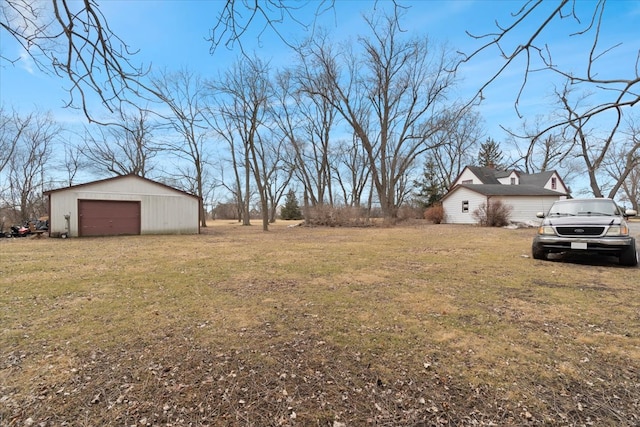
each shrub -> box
[397,205,425,221]
[424,204,445,224]
[473,199,512,227]
[303,205,371,227]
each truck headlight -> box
[538,226,555,235]
[606,224,628,236]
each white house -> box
[44,175,201,237]
[441,166,568,225]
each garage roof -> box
[44,174,199,199]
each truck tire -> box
[619,238,638,267]
[532,243,548,260]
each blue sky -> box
[1,0,639,192]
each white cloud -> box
[17,48,36,74]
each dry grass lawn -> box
[1,221,639,426]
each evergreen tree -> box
[280,189,303,220]
[414,157,446,207]
[477,138,504,169]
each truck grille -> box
[556,226,604,236]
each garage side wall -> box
[490,196,560,225]
[48,176,199,236]
[140,193,199,234]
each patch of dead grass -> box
[1,222,639,425]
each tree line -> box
[1,2,639,231]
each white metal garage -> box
[44,175,200,237]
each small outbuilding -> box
[44,175,200,237]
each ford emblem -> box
[574,228,585,233]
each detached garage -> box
[44,175,200,237]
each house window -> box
[551,177,557,189]
[462,179,472,184]
[462,200,469,213]
[510,177,516,185]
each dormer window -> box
[551,177,557,189]
[510,177,516,185]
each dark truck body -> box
[532,198,638,267]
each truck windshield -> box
[548,200,618,217]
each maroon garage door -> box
[78,200,141,236]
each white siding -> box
[541,172,567,194]
[442,187,488,224]
[490,196,561,225]
[453,168,481,185]
[442,189,564,225]
[497,171,519,185]
[48,176,199,236]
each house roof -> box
[519,171,554,186]
[521,170,569,192]
[464,166,502,184]
[493,169,518,179]
[441,184,566,201]
[43,174,200,200]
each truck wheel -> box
[619,239,638,267]
[532,243,548,260]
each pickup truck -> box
[532,198,638,266]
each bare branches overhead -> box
[1,0,148,121]
[208,0,335,55]
[460,0,639,128]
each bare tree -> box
[555,84,639,199]
[1,1,341,123]
[208,56,273,230]
[151,69,210,228]
[427,108,484,189]
[508,118,577,175]
[1,0,148,121]
[208,0,335,54]
[413,109,484,207]
[82,108,160,177]
[0,106,31,175]
[0,108,31,229]
[332,134,372,209]
[604,117,640,210]
[504,115,582,191]
[297,14,461,221]
[273,69,338,209]
[209,108,251,225]
[619,164,639,212]
[461,1,639,125]
[461,1,640,190]
[256,133,294,224]
[60,142,86,186]
[5,111,58,220]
